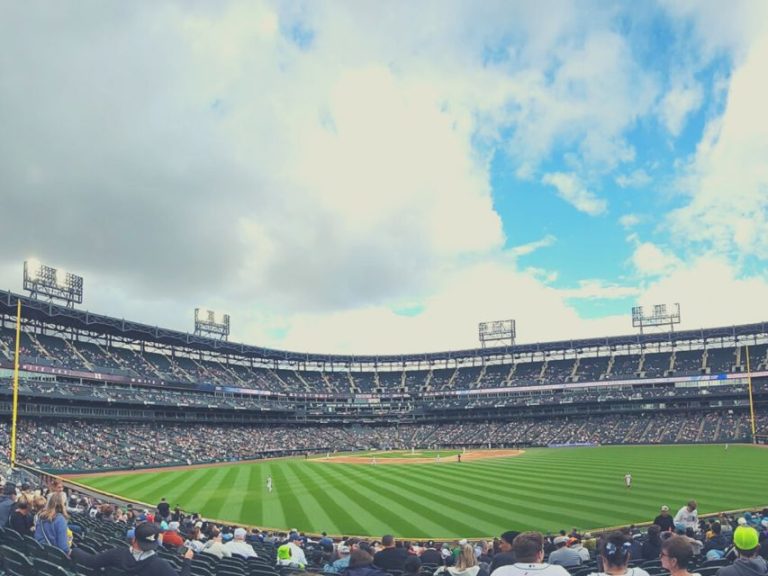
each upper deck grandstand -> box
[1,289,767,472]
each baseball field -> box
[69,444,768,539]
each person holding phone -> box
[71,522,193,576]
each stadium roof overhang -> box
[1,289,766,365]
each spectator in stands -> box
[344,548,390,576]
[704,523,729,559]
[157,498,171,522]
[0,482,17,527]
[223,527,258,558]
[34,492,70,554]
[278,533,308,569]
[569,537,590,563]
[374,534,409,572]
[201,526,231,559]
[436,543,489,576]
[491,532,570,576]
[489,531,518,573]
[655,506,676,532]
[674,501,699,533]
[717,527,766,576]
[325,544,352,573]
[9,498,34,535]
[641,526,663,561]
[660,535,697,576]
[477,541,493,565]
[162,521,185,549]
[422,541,444,567]
[72,521,193,576]
[184,526,206,553]
[590,532,649,576]
[30,494,46,516]
[405,556,423,576]
[548,535,582,568]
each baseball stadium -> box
[4,3,768,576]
[1,290,768,544]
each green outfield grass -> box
[71,445,768,539]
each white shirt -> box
[625,475,632,485]
[587,569,650,576]
[492,562,571,576]
[223,539,258,558]
[674,506,698,530]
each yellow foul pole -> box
[10,300,21,466]
[745,344,757,443]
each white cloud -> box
[509,234,557,257]
[667,33,768,259]
[619,214,641,228]
[561,280,640,300]
[659,80,703,137]
[615,169,651,189]
[631,242,682,276]
[638,257,768,329]
[542,172,607,215]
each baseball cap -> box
[661,505,669,512]
[168,522,180,531]
[738,517,748,526]
[234,528,247,539]
[338,545,350,554]
[554,536,568,545]
[459,539,468,546]
[734,527,759,551]
[134,523,162,551]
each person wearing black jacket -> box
[374,535,409,572]
[71,522,192,576]
[421,541,444,567]
[9,499,34,535]
[654,506,676,532]
[489,531,518,573]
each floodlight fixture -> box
[194,307,231,340]
[631,303,681,334]
[23,260,84,308]
[479,319,516,348]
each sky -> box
[1,1,767,355]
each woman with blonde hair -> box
[34,492,70,554]
[436,544,489,576]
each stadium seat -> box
[32,557,76,576]
[0,545,36,576]
[0,530,25,553]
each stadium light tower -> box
[194,308,231,340]
[23,259,84,308]
[479,319,516,349]
[631,303,681,335]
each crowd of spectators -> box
[2,327,765,395]
[0,412,765,471]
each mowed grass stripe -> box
[72,445,768,538]
[240,462,264,526]
[210,465,252,520]
[270,464,311,531]
[373,461,620,530]
[318,461,425,536]
[279,462,336,532]
[288,461,361,535]
[174,468,226,512]
[303,461,377,536]
[339,463,479,537]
